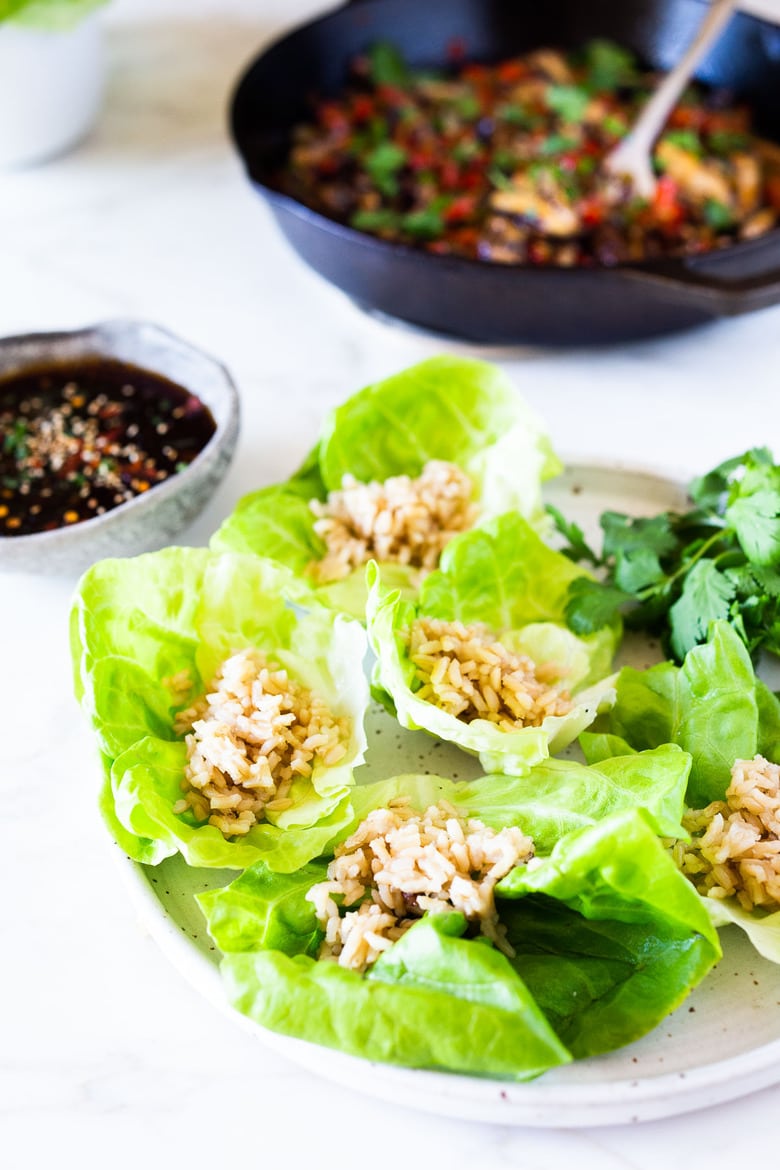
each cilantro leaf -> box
[553,447,780,663]
[727,487,780,565]
[364,142,408,196]
[368,42,410,88]
[538,134,578,157]
[669,560,736,661]
[401,198,451,238]
[688,448,773,510]
[613,546,667,594]
[582,40,639,91]
[546,85,590,124]
[564,578,632,635]
[660,129,703,156]
[703,199,736,231]
[600,511,677,560]
[545,504,600,564]
[350,208,402,233]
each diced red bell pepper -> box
[579,195,605,227]
[668,106,706,131]
[462,64,489,84]
[377,84,409,107]
[444,195,477,223]
[461,167,485,191]
[652,176,684,227]
[352,96,375,122]
[440,160,461,190]
[496,59,527,84]
[319,102,349,132]
[410,149,435,170]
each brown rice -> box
[672,754,780,911]
[306,797,534,972]
[308,459,476,583]
[408,617,572,730]
[172,648,349,838]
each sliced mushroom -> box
[655,140,734,207]
[740,207,777,240]
[525,48,574,84]
[732,153,761,215]
[489,173,581,237]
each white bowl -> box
[0,14,104,169]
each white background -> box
[2,2,780,1167]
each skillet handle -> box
[634,232,780,304]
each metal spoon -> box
[603,0,739,198]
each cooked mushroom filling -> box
[308,460,476,583]
[172,649,348,838]
[307,798,534,972]
[408,617,573,728]
[673,755,780,911]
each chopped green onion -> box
[546,85,590,124]
[368,42,410,88]
[661,129,703,156]
[703,199,736,231]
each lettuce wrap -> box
[366,512,619,775]
[582,620,780,962]
[197,772,719,1079]
[71,548,370,870]
[211,356,561,619]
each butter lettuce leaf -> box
[588,620,780,806]
[198,788,717,1076]
[704,898,780,964]
[498,810,721,1057]
[71,548,369,870]
[211,356,561,620]
[366,513,619,775]
[583,620,780,963]
[330,747,690,856]
[4,0,107,30]
[219,915,570,1079]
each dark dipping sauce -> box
[0,359,216,536]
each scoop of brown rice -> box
[171,648,349,839]
[408,617,572,731]
[672,754,780,911]
[308,460,476,583]
[306,797,534,972]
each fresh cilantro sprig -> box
[548,448,780,663]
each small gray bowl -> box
[0,320,240,576]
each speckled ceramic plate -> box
[114,462,780,1127]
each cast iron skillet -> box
[231,0,780,345]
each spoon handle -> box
[630,0,738,151]
[604,0,738,195]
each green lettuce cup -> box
[197,772,718,1079]
[366,512,619,775]
[71,548,370,870]
[583,620,780,963]
[211,355,561,620]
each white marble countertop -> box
[3,1,780,1166]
